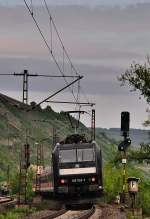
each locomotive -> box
[33,134,103,202]
[32,110,103,203]
[52,134,103,199]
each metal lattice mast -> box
[23,70,28,104]
[52,127,57,148]
[18,144,30,204]
[35,143,44,192]
[91,109,95,141]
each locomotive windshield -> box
[77,148,95,162]
[59,149,76,163]
[59,148,95,163]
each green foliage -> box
[139,179,150,216]
[118,57,150,103]
[26,169,34,201]
[0,207,36,219]
[10,168,34,200]
[104,162,150,216]
[103,164,122,202]
[128,149,150,164]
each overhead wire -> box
[30,0,33,16]
[23,0,78,103]
[43,0,80,105]
[43,0,79,77]
[23,0,92,110]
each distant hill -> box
[96,128,149,147]
[0,93,116,181]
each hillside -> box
[96,127,149,147]
[0,93,116,181]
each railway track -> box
[55,206,95,219]
[23,208,67,219]
[0,196,12,204]
[0,197,16,212]
[23,206,95,219]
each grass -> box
[0,207,36,219]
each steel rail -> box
[0,199,17,212]
[43,208,67,219]
[0,197,12,204]
[77,206,95,219]
[22,208,67,219]
[52,206,95,219]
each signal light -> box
[118,138,131,151]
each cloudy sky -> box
[0,0,150,129]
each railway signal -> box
[119,111,131,204]
[118,138,131,152]
[121,111,130,136]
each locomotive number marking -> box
[72,178,86,182]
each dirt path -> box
[89,204,127,219]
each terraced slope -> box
[0,93,116,181]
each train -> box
[32,133,103,203]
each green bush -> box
[139,179,150,216]
[0,207,36,219]
[103,164,150,216]
[103,164,122,202]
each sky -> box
[0,0,150,6]
[0,0,150,129]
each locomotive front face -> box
[53,143,102,197]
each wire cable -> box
[23,0,92,110]
[43,0,79,76]
[24,0,79,103]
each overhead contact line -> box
[23,0,80,104]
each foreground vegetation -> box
[104,163,150,216]
[0,207,35,219]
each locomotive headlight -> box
[88,177,96,182]
[60,179,65,184]
[91,177,96,182]
[60,179,67,184]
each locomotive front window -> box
[59,149,76,163]
[77,148,95,162]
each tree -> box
[118,57,150,103]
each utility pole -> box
[0,69,77,105]
[7,165,10,195]
[35,142,44,193]
[52,126,58,149]
[91,109,95,141]
[23,70,28,104]
[14,69,37,104]
[18,143,30,204]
